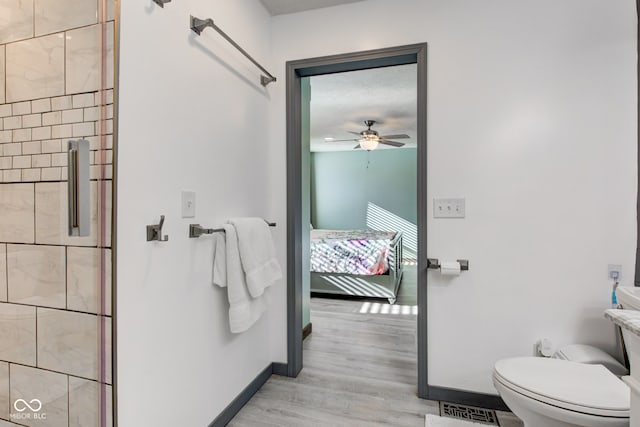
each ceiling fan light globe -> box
[359,138,379,151]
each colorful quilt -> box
[310,229,398,275]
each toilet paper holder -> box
[427,258,469,271]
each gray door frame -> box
[285,43,430,397]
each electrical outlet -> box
[608,264,622,281]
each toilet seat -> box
[493,357,629,418]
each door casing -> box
[284,43,430,397]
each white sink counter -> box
[606,308,640,426]
[605,309,640,338]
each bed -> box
[309,229,403,304]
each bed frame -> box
[310,232,404,304]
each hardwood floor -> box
[229,269,522,426]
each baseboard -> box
[427,386,509,412]
[209,363,275,427]
[272,362,289,376]
[208,364,508,426]
[302,322,312,340]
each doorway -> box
[285,43,429,397]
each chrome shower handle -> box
[68,139,90,237]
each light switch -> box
[434,198,465,218]
[181,191,196,218]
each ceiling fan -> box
[329,120,410,151]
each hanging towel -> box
[228,217,282,298]
[212,224,270,333]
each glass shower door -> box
[0,0,115,425]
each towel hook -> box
[147,215,169,242]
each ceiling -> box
[260,0,365,16]
[310,64,417,152]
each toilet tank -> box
[553,344,628,376]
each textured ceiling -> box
[310,64,417,152]
[260,0,365,16]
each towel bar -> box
[152,0,171,7]
[189,15,277,87]
[189,220,276,238]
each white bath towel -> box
[212,224,270,333]
[228,217,282,298]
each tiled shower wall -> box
[0,1,114,426]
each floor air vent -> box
[439,402,499,425]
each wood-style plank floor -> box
[229,268,522,426]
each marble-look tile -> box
[0,46,5,104]
[66,23,114,94]
[107,0,114,22]
[103,180,112,247]
[37,308,102,380]
[0,362,8,420]
[6,33,65,103]
[104,317,112,384]
[35,181,98,247]
[0,245,6,302]
[10,364,68,427]
[66,25,99,94]
[35,0,97,36]
[0,420,25,426]
[69,377,112,427]
[0,0,34,44]
[0,183,34,243]
[7,245,65,308]
[67,247,111,315]
[106,22,114,90]
[0,303,36,365]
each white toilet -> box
[493,350,630,427]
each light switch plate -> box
[434,198,465,218]
[181,191,196,218]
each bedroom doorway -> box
[285,44,429,398]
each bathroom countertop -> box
[604,309,640,337]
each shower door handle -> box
[68,139,90,237]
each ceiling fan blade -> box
[379,140,405,147]
[348,131,362,136]
[353,144,362,150]
[379,134,410,140]
[327,138,358,142]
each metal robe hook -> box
[147,215,169,242]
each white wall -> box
[268,0,637,394]
[116,1,276,425]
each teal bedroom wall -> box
[310,148,417,230]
